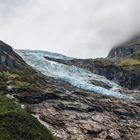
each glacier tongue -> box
[16,50,133,99]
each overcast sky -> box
[0,0,140,58]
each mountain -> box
[0,40,140,140]
[0,41,56,140]
[108,36,140,59]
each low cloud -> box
[0,0,140,58]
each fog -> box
[0,0,140,58]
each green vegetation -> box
[117,59,140,66]
[0,94,56,140]
[0,67,47,92]
[92,58,114,66]
[132,51,140,59]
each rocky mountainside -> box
[0,41,27,68]
[108,36,140,59]
[0,40,140,140]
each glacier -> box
[16,50,133,99]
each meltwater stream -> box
[16,50,133,99]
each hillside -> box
[0,41,52,103]
[0,94,56,140]
[0,41,56,140]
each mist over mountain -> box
[0,0,140,58]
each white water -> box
[16,50,133,99]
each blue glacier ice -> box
[16,50,133,99]
[17,50,73,60]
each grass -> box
[0,94,57,140]
[90,58,114,66]
[117,59,140,66]
[0,67,47,92]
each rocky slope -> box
[108,36,140,58]
[27,82,140,140]
[0,40,140,140]
[11,68,140,140]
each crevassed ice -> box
[17,50,73,60]
[16,50,133,99]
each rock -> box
[80,121,103,134]
[108,36,140,58]
[0,40,27,68]
[24,79,140,140]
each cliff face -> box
[0,41,28,68]
[95,37,140,89]
[89,61,140,90]
[108,37,140,59]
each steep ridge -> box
[0,41,140,140]
[108,36,140,58]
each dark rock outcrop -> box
[88,61,140,90]
[0,40,27,68]
[108,37,140,58]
